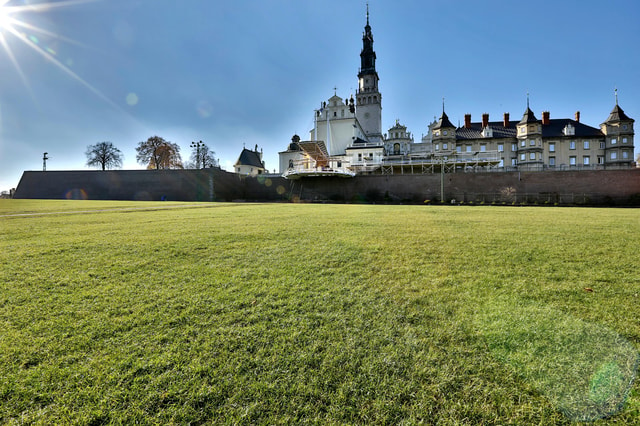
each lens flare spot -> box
[45,47,56,55]
[65,188,87,200]
[589,362,626,405]
[276,185,286,195]
[28,34,39,44]
[264,178,272,187]
[196,100,212,118]
[126,92,138,106]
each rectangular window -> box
[611,152,617,160]
[623,151,629,159]
[529,152,536,160]
[499,158,504,167]
[569,141,576,150]
[623,137,628,144]
[512,158,517,166]
[435,144,439,151]
[600,142,605,149]
[583,141,590,149]
[530,139,536,146]
[611,138,617,145]
[498,144,504,152]
[570,156,576,166]
[512,143,517,151]
[443,143,448,150]
[480,145,486,152]
[456,146,462,153]
[466,145,472,152]
[598,156,604,164]
[549,143,555,152]
[520,140,526,147]
[520,153,526,161]
[549,157,556,166]
[583,156,590,165]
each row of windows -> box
[357,96,378,105]
[510,151,631,166]
[434,140,633,153]
[610,137,630,144]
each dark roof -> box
[456,122,518,140]
[518,107,539,124]
[603,104,634,124]
[235,148,263,168]
[541,119,603,138]
[456,119,603,140]
[433,111,455,129]
[351,137,370,145]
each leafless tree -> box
[187,141,218,169]
[85,141,123,170]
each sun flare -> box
[0,0,118,109]
[0,2,14,32]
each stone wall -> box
[13,168,640,205]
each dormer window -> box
[482,126,493,138]
[563,123,575,136]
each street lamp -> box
[43,152,49,171]
[190,141,203,169]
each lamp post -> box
[190,141,202,169]
[43,152,49,171]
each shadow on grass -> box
[473,297,639,422]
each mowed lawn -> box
[1,200,639,425]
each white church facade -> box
[278,7,635,179]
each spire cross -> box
[333,86,337,96]
[366,2,369,26]
[527,92,530,109]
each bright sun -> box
[0,0,118,109]
[0,4,13,32]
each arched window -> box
[289,160,293,168]
[394,143,400,155]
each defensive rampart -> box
[13,168,640,205]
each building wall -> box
[13,169,640,205]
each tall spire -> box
[615,87,618,105]
[359,3,376,78]
[366,2,370,27]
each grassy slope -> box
[0,200,639,424]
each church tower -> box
[355,5,383,143]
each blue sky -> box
[1,0,638,191]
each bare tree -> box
[136,136,183,169]
[187,140,218,169]
[85,142,123,170]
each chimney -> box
[542,111,550,125]
[464,114,472,129]
[575,111,580,123]
[503,112,510,128]
[482,113,489,128]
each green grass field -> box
[1,200,639,424]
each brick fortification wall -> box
[290,169,640,205]
[14,169,290,202]
[14,168,640,205]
